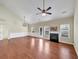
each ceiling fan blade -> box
[46,12,52,15]
[37,8,42,11]
[46,7,51,11]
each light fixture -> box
[42,13,46,16]
[23,16,27,27]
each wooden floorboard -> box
[0,36,77,59]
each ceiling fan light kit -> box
[42,13,46,16]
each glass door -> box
[44,26,50,39]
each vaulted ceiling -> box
[0,0,75,24]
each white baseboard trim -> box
[59,41,73,45]
[8,32,29,39]
[73,44,78,55]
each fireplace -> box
[50,33,59,43]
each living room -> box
[0,0,78,59]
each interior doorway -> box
[39,26,43,37]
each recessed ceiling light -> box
[62,11,67,14]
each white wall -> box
[0,5,28,39]
[74,0,78,54]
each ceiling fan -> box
[36,0,52,16]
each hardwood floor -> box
[0,36,77,59]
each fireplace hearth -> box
[50,32,59,43]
